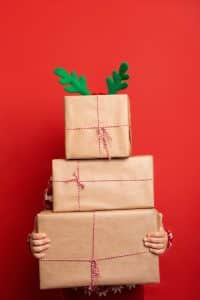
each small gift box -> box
[37,209,161,289]
[52,155,154,212]
[64,94,132,159]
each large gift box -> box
[64,94,132,159]
[52,155,154,212]
[37,209,161,289]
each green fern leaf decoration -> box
[54,68,91,95]
[106,62,130,94]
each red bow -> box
[65,172,85,189]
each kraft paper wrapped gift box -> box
[64,94,132,159]
[37,209,161,289]
[52,155,154,212]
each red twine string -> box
[95,95,112,159]
[97,127,112,160]
[63,162,84,210]
[89,213,98,290]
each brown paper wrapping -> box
[52,156,154,212]
[37,209,160,289]
[64,94,132,159]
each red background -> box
[0,1,199,299]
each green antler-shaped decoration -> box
[106,62,130,94]
[54,68,91,95]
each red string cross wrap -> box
[66,95,129,159]
[41,212,149,290]
[54,162,153,211]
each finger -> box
[31,244,50,253]
[149,248,165,255]
[33,252,46,259]
[31,232,47,240]
[144,237,166,243]
[30,238,51,247]
[144,242,165,249]
[146,231,166,238]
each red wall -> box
[0,1,199,299]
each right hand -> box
[28,232,51,259]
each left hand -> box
[143,225,168,255]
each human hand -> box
[143,225,168,255]
[28,231,51,259]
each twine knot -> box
[97,127,112,159]
[64,170,85,189]
[89,259,100,290]
[72,172,85,189]
[91,259,100,278]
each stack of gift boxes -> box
[37,94,161,290]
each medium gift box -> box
[37,209,161,289]
[52,155,154,212]
[64,94,132,159]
